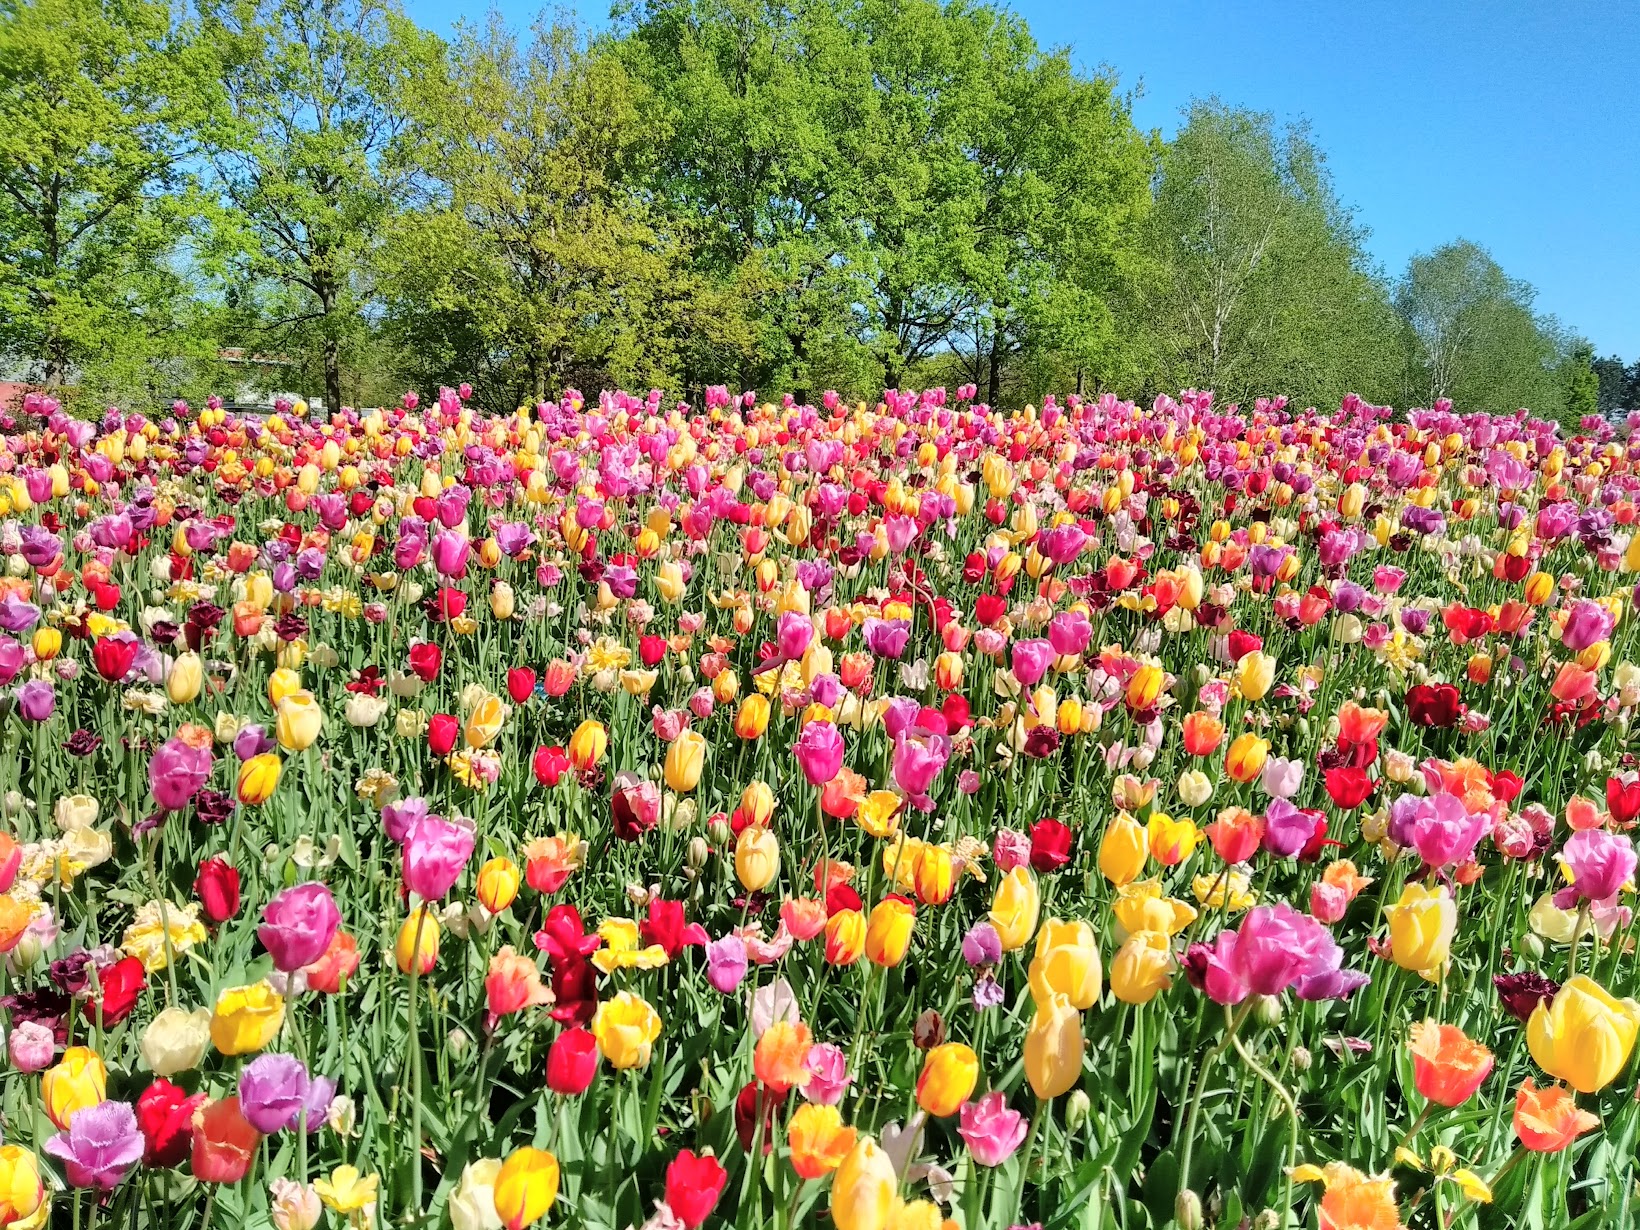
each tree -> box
[1132,102,1402,408]
[1593,354,1637,416]
[1559,340,1600,425]
[0,0,213,399]
[198,0,436,411]
[1394,239,1570,420]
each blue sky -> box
[401,0,1640,359]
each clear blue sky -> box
[401,0,1640,359]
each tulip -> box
[236,752,281,805]
[824,909,867,966]
[831,1137,897,1230]
[258,882,341,972]
[864,896,916,967]
[190,1096,262,1184]
[957,1091,1027,1166]
[166,652,204,704]
[734,694,772,739]
[1233,650,1276,701]
[590,990,662,1069]
[42,1047,107,1129]
[1024,992,1084,1099]
[1098,812,1148,885]
[1028,919,1101,1010]
[194,856,242,924]
[1527,974,1640,1094]
[792,720,844,785]
[664,729,708,791]
[567,719,607,770]
[273,690,321,751]
[735,826,780,892]
[1223,733,1270,783]
[1110,930,1174,1004]
[1125,662,1164,710]
[915,1042,979,1117]
[238,1053,315,1134]
[788,1103,856,1178]
[476,857,521,914]
[0,1145,42,1224]
[403,815,476,899]
[1513,1079,1600,1152]
[464,692,507,748]
[545,1027,599,1095]
[988,866,1040,951]
[493,1146,559,1230]
[1408,1020,1493,1107]
[141,1006,212,1076]
[395,907,441,974]
[1382,883,1457,979]
[664,1149,727,1230]
[210,981,286,1055]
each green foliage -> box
[1131,100,1405,409]
[0,0,222,405]
[1395,238,1575,423]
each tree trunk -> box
[986,337,1002,407]
[323,336,342,414]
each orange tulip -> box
[1180,710,1224,757]
[788,1103,856,1179]
[1513,1079,1599,1152]
[1407,1020,1493,1107]
[753,1020,813,1094]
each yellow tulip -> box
[41,1047,106,1129]
[734,694,771,740]
[567,719,607,770]
[1223,733,1270,784]
[1028,919,1102,1010]
[1234,651,1276,702]
[1098,812,1148,886]
[663,729,708,792]
[492,1147,560,1230]
[831,1137,897,1230]
[1024,992,1085,1100]
[396,907,441,974]
[275,691,323,752]
[1527,975,1640,1094]
[987,866,1040,952]
[864,897,916,968]
[914,1042,979,1118]
[655,560,686,604]
[0,1145,42,1226]
[209,981,286,1056]
[166,652,204,704]
[476,857,521,914]
[735,826,780,892]
[29,627,60,662]
[1110,930,1175,1004]
[590,990,662,1069]
[236,753,282,805]
[463,692,506,749]
[1383,883,1457,979]
[1125,662,1164,711]
[267,666,302,707]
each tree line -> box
[0,0,1614,422]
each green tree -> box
[1394,239,1570,420]
[383,16,743,408]
[197,0,437,412]
[1132,101,1403,408]
[1559,340,1600,426]
[0,0,214,401]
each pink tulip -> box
[1560,599,1615,652]
[149,736,213,812]
[793,722,844,786]
[1011,639,1054,687]
[958,1091,1028,1166]
[402,815,476,899]
[258,882,341,972]
[1555,829,1637,908]
[801,1043,851,1105]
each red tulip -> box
[1406,683,1463,728]
[1028,817,1073,872]
[974,593,1007,627]
[1323,766,1375,811]
[430,587,467,622]
[0,833,21,893]
[532,745,569,787]
[91,635,139,681]
[137,1079,206,1168]
[1607,774,1640,826]
[545,1027,599,1095]
[407,642,442,682]
[665,1150,728,1229]
[733,1081,786,1154]
[190,1097,262,1184]
[86,955,146,1028]
[639,635,667,667]
[428,714,459,757]
[506,667,537,705]
[304,930,362,994]
[194,856,241,924]
[1226,630,1263,663]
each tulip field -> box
[0,383,1636,1230]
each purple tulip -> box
[862,618,910,660]
[44,1099,144,1190]
[704,935,748,995]
[238,1053,311,1133]
[1185,903,1365,1005]
[1555,829,1637,909]
[148,735,212,812]
[15,678,54,721]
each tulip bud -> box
[448,1028,471,1055]
[1255,994,1284,1028]
[1253,1212,1280,1230]
[1175,1190,1204,1230]
[686,836,710,869]
[1065,1088,1091,1131]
